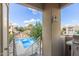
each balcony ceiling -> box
[21,3,71,11]
[59,3,72,8]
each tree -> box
[30,22,42,40]
[15,26,25,32]
[61,28,66,35]
[8,32,14,44]
[76,30,79,34]
[25,23,34,30]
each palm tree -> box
[29,22,42,55]
[30,22,42,41]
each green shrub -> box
[30,22,42,40]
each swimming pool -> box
[15,37,34,48]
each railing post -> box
[32,44,33,55]
[13,32,16,56]
[40,39,41,55]
[12,32,13,55]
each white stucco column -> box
[51,4,61,56]
[42,4,52,56]
[2,4,8,56]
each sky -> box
[61,3,79,26]
[9,3,42,27]
[9,3,79,27]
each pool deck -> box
[9,39,41,56]
[9,39,28,56]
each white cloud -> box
[62,19,79,27]
[68,19,79,26]
[24,18,41,27]
[28,8,37,12]
[24,18,36,24]
[9,21,19,27]
[24,20,29,23]
[28,7,38,14]
[12,23,18,26]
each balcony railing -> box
[8,34,42,56]
[20,38,42,56]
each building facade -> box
[61,25,79,35]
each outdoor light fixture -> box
[51,9,57,23]
[51,15,57,23]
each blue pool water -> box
[15,37,34,48]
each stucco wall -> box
[42,4,52,56]
[2,4,8,56]
[51,4,61,56]
[42,4,64,56]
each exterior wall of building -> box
[62,25,79,35]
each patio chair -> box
[71,35,79,56]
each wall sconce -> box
[51,9,58,23]
[51,16,57,23]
